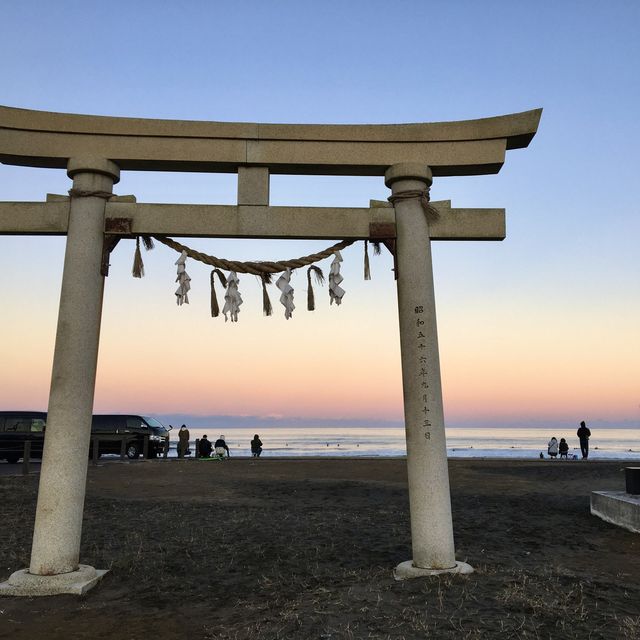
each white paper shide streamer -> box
[328,250,345,305]
[222,271,243,322]
[276,268,295,319]
[174,251,191,305]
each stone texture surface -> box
[0,201,69,234]
[28,159,116,576]
[387,163,461,572]
[0,565,107,596]
[394,560,474,580]
[0,200,505,240]
[67,154,120,182]
[591,491,640,534]
[0,105,541,176]
[237,166,270,205]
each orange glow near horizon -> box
[1,267,637,427]
[0,235,638,427]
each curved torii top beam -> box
[0,105,541,177]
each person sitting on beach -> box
[559,438,569,459]
[251,434,263,458]
[547,437,559,458]
[214,435,230,459]
[198,434,213,458]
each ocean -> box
[170,426,640,460]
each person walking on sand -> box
[547,437,559,459]
[198,434,213,458]
[214,434,230,459]
[177,424,190,458]
[577,421,591,459]
[559,438,569,459]
[251,434,263,458]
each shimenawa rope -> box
[151,235,355,275]
[387,188,440,221]
[67,189,114,199]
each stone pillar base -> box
[394,560,474,581]
[0,565,107,596]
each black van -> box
[0,412,171,462]
[0,411,47,463]
[90,414,171,459]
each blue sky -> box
[0,1,638,428]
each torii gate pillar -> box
[5,156,119,595]
[387,163,473,578]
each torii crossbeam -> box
[0,106,540,595]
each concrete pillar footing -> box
[393,560,474,581]
[0,565,108,596]
[591,491,640,533]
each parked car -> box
[90,415,171,459]
[0,412,171,462]
[89,414,169,458]
[0,411,46,463]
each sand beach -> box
[1,458,639,639]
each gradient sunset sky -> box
[0,1,638,428]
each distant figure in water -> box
[214,434,230,459]
[559,438,569,459]
[539,452,544,459]
[198,434,212,458]
[547,437,559,459]
[251,434,263,458]
[577,421,591,459]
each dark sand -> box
[1,458,639,639]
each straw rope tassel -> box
[307,268,315,311]
[141,235,155,251]
[306,265,325,311]
[210,269,228,318]
[132,236,144,278]
[364,240,371,281]
[261,273,273,317]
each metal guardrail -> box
[90,434,156,464]
[0,434,173,473]
[22,441,31,475]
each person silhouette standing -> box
[177,424,190,458]
[577,421,591,459]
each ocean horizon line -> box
[150,415,640,430]
[2,408,638,430]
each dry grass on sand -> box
[1,458,639,639]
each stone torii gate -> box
[0,105,540,595]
